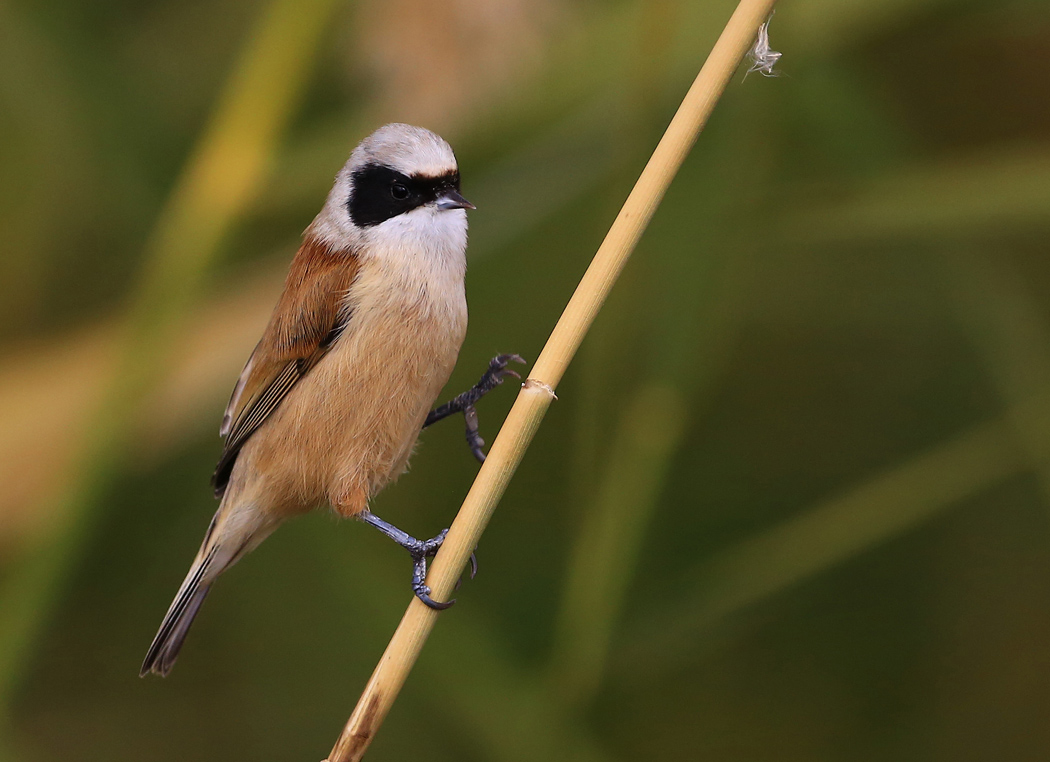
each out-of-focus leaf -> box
[620,399,1043,676]
[939,250,1050,504]
[785,148,1050,243]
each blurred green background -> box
[2,0,1049,759]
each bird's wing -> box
[212,237,360,497]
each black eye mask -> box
[347,163,461,228]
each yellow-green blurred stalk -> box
[0,0,342,727]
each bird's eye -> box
[391,182,409,200]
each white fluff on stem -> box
[746,16,782,77]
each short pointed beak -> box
[436,190,476,211]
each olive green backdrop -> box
[1,0,1049,760]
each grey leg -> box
[359,511,477,609]
[424,354,526,462]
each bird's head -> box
[310,123,473,257]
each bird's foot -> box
[407,530,479,609]
[465,354,526,462]
[359,512,477,609]
[424,354,527,463]
[477,353,527,395]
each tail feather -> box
[140,585,212,677]
[140,546,219,677]
[141,504,274,677]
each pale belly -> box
[228,294,467,517]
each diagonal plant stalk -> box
[377,264,1041,760]
[783,147,1050,245]
[617,392,1050,678]
[938,249,1050,511]
[325,1,779,759]
[548,244,751,710]
[550,382,690,706]
[0,0,341,730]
[545,65,780,710]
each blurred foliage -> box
[1,0,1050,760]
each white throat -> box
[354,204,469,321]
[363,204,468,275]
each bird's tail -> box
[140,544,221,677]
[140,507,264,677]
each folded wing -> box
[212,237,360,497]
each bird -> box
[141,123,524,677]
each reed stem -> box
[326,1,778,758]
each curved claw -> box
[453,550,480,591]
[464,406,487,463]
[414,585,455,610]
[455,550,480,591]
[482,354,528,388]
